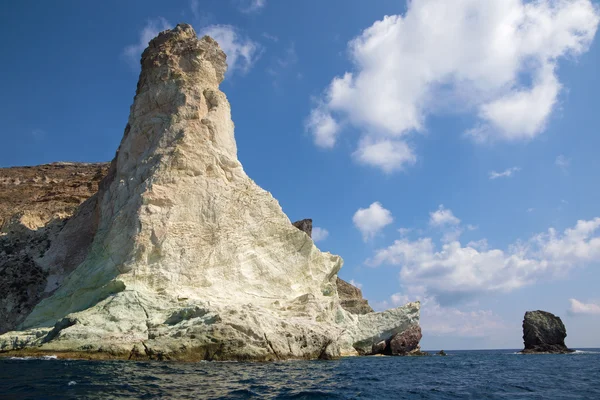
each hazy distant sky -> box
[1,0,600,350]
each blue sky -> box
[2,0,600,350]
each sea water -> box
[1,349,599,399]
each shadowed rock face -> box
[0,24,421,361]
[336,278,374,315]
[292,219,312,238]
[521,310,574,354]
[0,163,110,334]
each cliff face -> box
[521,310,574,354]
[0,163,110,334]
[0,163,109,232]
[0,24,420,361]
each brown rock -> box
[388,324,422,355]
[0,162,110,334]
[336,277,374,315]
[292,219,312,238]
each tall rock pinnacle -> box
[0,24,420,361]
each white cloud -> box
[353,202,394,241]
[200,25,262,75]
[368,216,600,305]
[353,137,417,173]
[373,291,507,338]
[429,205,461,227]
[569,298,600,315]
[556,154,571,170]
[306,106,340,149]
[398,228,412,236]
[349,279,363,290]
[489,167,521,180]
[123,18,171,68]
[307,0,600,172]
[312,227,329,242]
[237,0,266,13]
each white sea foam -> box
[68,381,77,386]
[8,355,58,360]
[572,350,599,354]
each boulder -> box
[388,324,422,355]
[520,310,574,354]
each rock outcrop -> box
[292,219,312,238]
[0,24,420,361]
[369,324,423,356]
[336,277,374,315]
[521,310,574,354]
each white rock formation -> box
[0,24,420,360]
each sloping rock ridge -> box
[520,310,574,354]
[0,24,420,361]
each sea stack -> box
[521,310,574,354]
[0,24,420,361]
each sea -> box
[1,349,599,399]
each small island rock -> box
[520,310,574,354]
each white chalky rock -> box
[0,24,420,360]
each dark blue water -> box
[1,349,599,399]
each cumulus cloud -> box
[123,18,171,68]
[373,291,508,337]
[353,137,417,173]
[368,209,600,304]
[307,0,600,172]
[353,202,394,241]
[569,298,600,315]
[489,167,521,180]
[430,205,461,227]
[312,227,329,242]
[306,106,340,149]
[200,25,262,75]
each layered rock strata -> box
[520,310,574,354]
[0,24,420,361]
[336,277,374,315]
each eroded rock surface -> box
[521,310,574,354]
[336,278,374,315]
[0,24,420,361]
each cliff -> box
[521,310,574,354]
[0,24,420,361]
